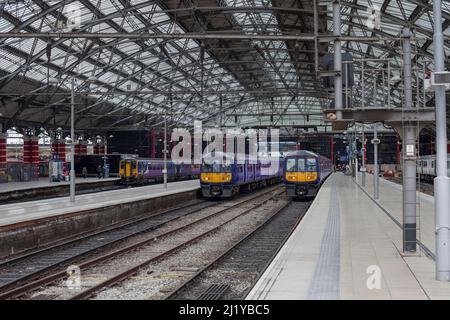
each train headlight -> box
[222,173,232,182]
[286,174,297,181]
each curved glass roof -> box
[0,0,448,134]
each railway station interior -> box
[0,0,450,306]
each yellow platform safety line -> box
[201,173,232,183]
[285,172,318,182]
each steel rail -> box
[164,199,295,300]
[0,199,208,269]
[0,185,282,299]
[68,187,285,300]
[0,200,215,294]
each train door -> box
[243,160,248,182]
[237,164,244,181]
[131,160,138,177]
[125,160,131,177]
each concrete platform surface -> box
[0,177,119,193]
[0,180,199,227]
[246,173,450,300]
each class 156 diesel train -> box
[200,153,283,198]
[119,158,200,185]
[283,150,333,198]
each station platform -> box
[247,172,450,300]
[0,180,199,227]
[0,177,119,193]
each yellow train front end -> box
[284,155,320,198]
[119,159,138,185]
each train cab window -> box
[286,159,297,172]
[119,161,124,170]
[202,163,232,173]
[306,158,317,172]
[298,159,305,171]
[131,161,137,170]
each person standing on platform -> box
[97,165,103,179]
[82,166,88,179]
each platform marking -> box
[307,177,340,299]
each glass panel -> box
[298,158,305,171]
[286,159,296,172]
[202,164,232,173]
[306,158,317,172]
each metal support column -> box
[373,123,379,200]
[433,0,450,280]
[163,104,168,189]
[402,27,417,252]
[70,78,75,203]
[355,142,359,183]
[361,129,366,187]
[330,136,334,167]
[313,0,319,74]
[333,0,342,119]
[151,128,156,158]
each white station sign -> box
[406,144,415,157]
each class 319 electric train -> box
[283,150,333,198]
[200,152,283,199]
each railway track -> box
[166,201,311,300]
[384,176,434,196]
[0,185,283,300]
[0,199,215,294]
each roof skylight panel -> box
[98,70,119,82]
[99,0,122,15]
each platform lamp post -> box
[69,77,75,202]
[50,75,97,203]
[360,129,366,187]
[433,0,450,281]
[372,123,380,200]
[48,76,76,203]
[163,101,168,189]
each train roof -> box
[202,151,280,164]
[284,150,319,158]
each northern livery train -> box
[283,150,333,198]
[119,158,200,185]
[200,153,283,198]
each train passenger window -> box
[306,158,317,172]
[286,159,296,172]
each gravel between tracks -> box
[29,187,284,300]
